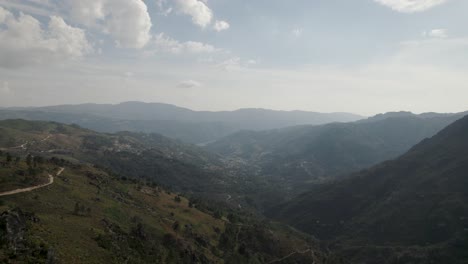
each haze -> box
[1,0,468,115]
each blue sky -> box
[0,0,467,115]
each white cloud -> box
[423,28,448,38]
[0,7,91,68]
[0,0,56,17]
[156,0,173,16]
[373,0,449,13]
[184,41,217,53]
[152,33,217,54]
[67,0,152,49]
[0,6,9,23]
[1,81,11,94]
[177,80,202,88]
[247,59,258,65]
[213,20,230,32]
[217,57,258,71]
[292,28,303,37]
[175,0,213,28]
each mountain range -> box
[0,101,363,144]
[205,112,467,208]
[269,114,468,263]
[0,106,467,263]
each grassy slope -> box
[0,120,228,193]
[0,163,224,263]
[0,161,50,192]
[0,120,326,264]
[0,163,327,264]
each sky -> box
[0,0,467,115]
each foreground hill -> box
[0,122,329,263]
[0,156,327,263]
[269,114,468,263]
[0,119,246,196]
[206,113,465,202]
[0,120,304,213]
[0,101,363,143]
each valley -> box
[0,109,467,263]
[0,120,327,264]
[2,1,467,262]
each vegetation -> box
[0,162,325,263]
[269,115,468,263]
[0,119,328,263]
[0,152,49,192]
[206,113,465,209]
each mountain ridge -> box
[268,114,468,263]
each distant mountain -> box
[360,111,466,123]
[206,112,466,207]
[268,114,468,263]
[0,102,363,143]
[0,109,235,144]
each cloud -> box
[292,28,303,37]
[373,0,449,13]
[213,20,230,32]
[217,57,258,71]
[0,0,56,17]
[184,41,217,53]
[1,81,11,94]
[156,0,173,16]
[177,80,202,89]
[152,33,217,54]
[423,28,448,38]
[67,0,152,49]
[0,7,92,68]
[175,0,213,28]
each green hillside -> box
[206,114,464,208]
[0,119,232,194]
[268,115,468,263]
[0,123,328,264]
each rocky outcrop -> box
[0,208,27,254]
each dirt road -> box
[0,167,64,197]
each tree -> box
[213,210,223,219]
[14,156,20,164]
[6,153,12,164]
[172,221,180,231]
[74,202,80,215]
[26,154,32,167]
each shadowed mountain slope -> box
[269,114,468,263]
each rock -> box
[0,208,27,253]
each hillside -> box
[0,155,327,263]
[206,113,465,203]
[0,119,231,193]
[1,102,363,143]
[0,122,329,263]
[0,119,294,214]
[268,115,468,263]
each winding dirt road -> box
[267,248,313,264]
[0,167,64,197]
